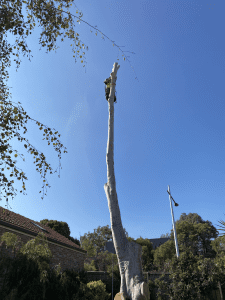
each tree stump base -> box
[114,292,130,300]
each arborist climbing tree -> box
[104,77,117,102]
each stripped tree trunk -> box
[104,62,150,300]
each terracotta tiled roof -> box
[0,206,87,254]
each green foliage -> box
[39,219,81,246]
[84,259,97,271]
[0,231,112,299]
[145,213,225,299]
[134,236,155,272]
[0,254,95,300]
[68,236,81,247]
[174,213,219,258]
[211,235,225,259]
[80,225,123,299]
[1,0,138,209]
[153,239,177,272]
[0,251,47,299]
[87,280,111,300]
[154,246,225,300]
[81,225,157,281]
[152,212,220,273]
[39,219,71,238]
[0,231,56,289]
[147,279,159,300]
[80,224,130,259]
[160,233,170,238]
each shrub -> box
[86,280,111,300]
[84,259,98,271]
[0,231,94,300]
[0,251,47,299]
[0,254,97,300]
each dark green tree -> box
[0,0,138,210]
[0,231,97,299]
[160,232,170,238]
[80,224,130,258]
[39,218,81,246]
[172,213,218,258]
[152,213,219,272]
[0,231,56,298]
[155,245,225,300]
[132,237,155,272]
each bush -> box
[0,251,47,299]
[147,279,159,300]
[84,259,98,271]
[0,252,113,300]
[86,280,111,300]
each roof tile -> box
[0,206,86,253]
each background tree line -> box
[1,211,225,299]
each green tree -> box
[80,225,133,273]
[84,259,97,271]
[172,213,218,258]
[211,234,225,255]
[0,231,99,299]
[152,213,219,272]
[1,0,138,210]
[80,224,130,258]
[39,218,81,246]
[152,239,177,272]
[132,237,155,272]
[155,245,225,300]
[160,232,170,238]
[0,231,61,298]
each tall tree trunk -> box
[104,62,150,300]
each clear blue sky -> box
[1,0,225,245]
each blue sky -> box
[1,0,225,246]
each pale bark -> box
[104,62,150,300]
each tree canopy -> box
[0,231,57,287]
[152,212,220,272]
[80,224,130,258]
[39,218,81,246]
[155,245,225,300]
